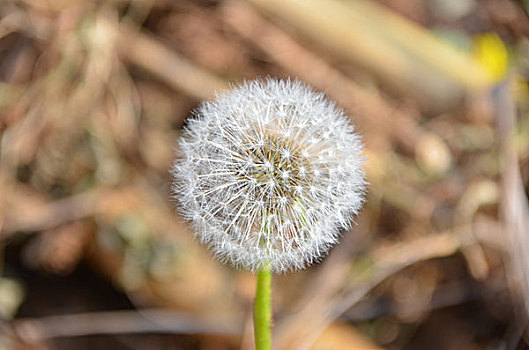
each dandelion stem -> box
[254,268,272,350]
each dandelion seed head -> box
[172,78,366,273]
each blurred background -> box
[1,0,529,349]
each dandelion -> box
[171,78,366,350]
[172,78,366,273]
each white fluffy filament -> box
[172,78,366,273]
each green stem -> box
[254,268,272,350]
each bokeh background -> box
[1,0,529,349]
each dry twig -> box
[13,309,241,343]
[495,79,529,319]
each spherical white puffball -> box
[172,78,366,273]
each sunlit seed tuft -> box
[172,78,367,273]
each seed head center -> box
[241,135,308,206]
